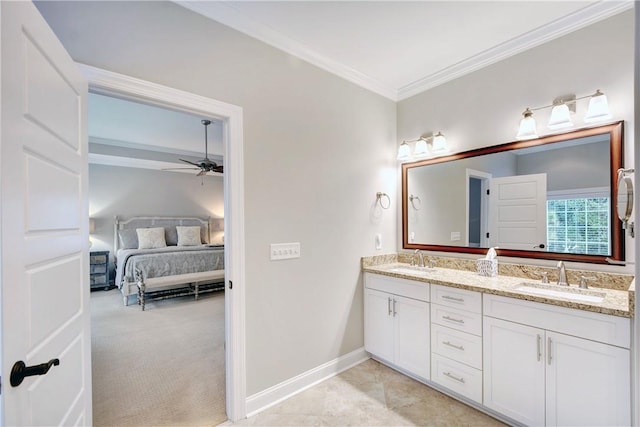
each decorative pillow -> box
[165,226,179,246]
[176,226,202,246]
[136,227,167,249]
[118,229,138,249]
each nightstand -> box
[90,251,110,291]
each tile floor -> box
[230,359,506,426]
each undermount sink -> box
[514,282,606,303]
[387,265,435,275]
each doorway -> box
[466,169,491,248]
[82,64,246,422]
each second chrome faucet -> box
[557,261,569,286]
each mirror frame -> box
[401,121,624,264]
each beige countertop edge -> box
[363,264,632,319]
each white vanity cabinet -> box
[364,273,430,380]
[430,285,483,403]
[483,294,631,426]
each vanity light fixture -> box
[397,132,448,161]
[516,89,612,140]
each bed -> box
[114,216,225,307]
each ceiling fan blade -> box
[162,167,200,171]
[213,165,224,173]
[179,159,201,167]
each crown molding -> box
[175,1,398,101]
[175,1,633,102]
[398,1,633,100]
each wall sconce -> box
[516,89,611,140]
[397,131,448,161]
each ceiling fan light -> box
[548,103,573,130]
[516,108,538,140]
[584,90,612,123]
[397,141,412,161]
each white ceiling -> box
[89,1,632,163]
[178,0,632,101]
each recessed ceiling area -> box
[88,93,224,174]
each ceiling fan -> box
[164,119,223,176]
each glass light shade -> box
[548,104,573,129]
[584,91,611,123]
[414,138,428,156]
[516,112,538,140]
[397,141,411,161]
[431,132,448,153]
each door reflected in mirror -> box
[402,122,624,264]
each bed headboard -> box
[114,216,211,252]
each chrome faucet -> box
[414,249,425,267]
[557,261,569,286]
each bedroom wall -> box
[397,10,635,273]
[36,1,397,397]
[89,164,225,259]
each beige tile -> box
[227,360,506,427]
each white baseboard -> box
[245,347,369,417]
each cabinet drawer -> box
[91,275,107,285]
[364,273,429,302]
[90,254,107,264]
[432,353,482,404]
[431,304,482,336]
[91,264,106,274]
[431,284,481,313]
[431,324,482,369]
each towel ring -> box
[409,194,421,210]
[376,192,391,209]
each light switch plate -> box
[270,242,301,260]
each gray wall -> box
[89,164,224,257]
[398,10,635,271]
[36,1,397,396]
[516,141,609,191]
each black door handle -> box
[534,244,546,249]
[10,358,60,387]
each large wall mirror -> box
[402,121,624,264]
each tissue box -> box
[477,258,498,277]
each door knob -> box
[10,358,60,387]
[533,243,546,249]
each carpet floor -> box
[90,288,227,426]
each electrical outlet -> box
[375,233,382,250]
[270,242,301,260]
[450,231,461,241]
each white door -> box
[489,173,547,250]
[394,296,429,380]
[364,289,394,362]
[483,317,545,426]
[546,332,630,426]
[1,2,91,425]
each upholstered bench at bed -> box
[135,270,225,311]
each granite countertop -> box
[363,262,633,318]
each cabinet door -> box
[394,295,430,379]
[546,331,630,426]
[483,317,545,426]
[364,288,394,362]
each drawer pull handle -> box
[442,295,464,303]
[443,315,465,324]
[537,334,542,361]
[443,341,465,351]
[548,337,553,365]
[393,299,397,317]
[443,371,465,384]
[387,297,392,316]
